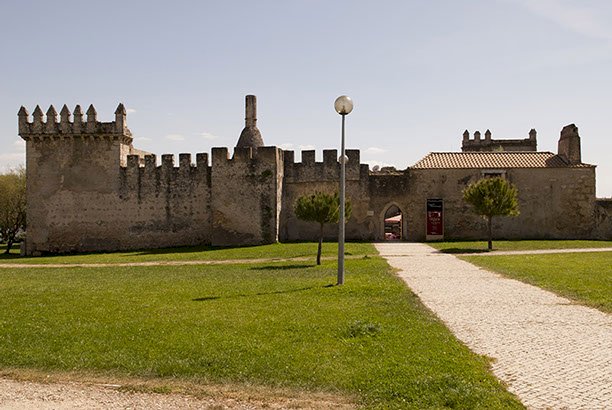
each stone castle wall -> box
[280,149,374,242]
[403,167,598,241]
[118,153,212,250]
[210,146,283,246]
[18,103,611,255]
[462,129,537,152]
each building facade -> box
[18,96,611,255]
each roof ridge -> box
[410,151,588,169]
[425,151,555,155]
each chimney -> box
[557,124,581,165]
[236,95,264,148]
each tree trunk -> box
[5,239,13,254]
[487,215,493,251]
[317,223,323,265]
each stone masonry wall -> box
[19,104,609,254]
[24,136,126,253]
[20,104,215,254]
[117,153,212,250]
[279,149,374,242]
[593,199,612,239]
[403,167,597,241]
[210,146,283,246]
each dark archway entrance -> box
[384,204,403,241]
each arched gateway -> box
[381,203,406,241]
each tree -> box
[294,192,352,265]
[0,167,26,254]
[463,177,519,251]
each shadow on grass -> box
[0,243,20,259]
[126,244,215,256]
[436,248,491,254]
[192,284,332,301]
[126,242,309,257]
[249,264,314,271]
[0,253,21,260]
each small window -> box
[481,169,506,178]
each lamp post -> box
[334,95,353,286]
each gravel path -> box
[0,255,362,269]
[376,242,612,410]
[438,247,612,256]
[0,378,233,410]
[0,377,354,410]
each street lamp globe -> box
[334,95,354,115]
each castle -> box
[18,96,611,255]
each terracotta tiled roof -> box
[411,152,594,169]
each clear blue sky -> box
[1,0,611,196]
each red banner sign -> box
[426,199,444,237]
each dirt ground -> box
[0,374,356,410]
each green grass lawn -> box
[462,252,612,313]
[0,248,522,409]
[428,240,612,254]
[0,242,374,265]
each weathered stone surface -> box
[17,98,611,255]
[462,128,537,152]
[236,95,264,148]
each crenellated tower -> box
[18,103,141,254]
[19,103,132,143]
[461,128,537,152]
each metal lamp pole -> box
[334,95,353,286]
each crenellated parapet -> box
[120,152,210,198]
[461,128,537,152]
[283,149,367,183]
[18,103,132,144]
[211,146,281,166]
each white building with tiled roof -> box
[379,124,610,241]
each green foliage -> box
[294,191,352,225]
[463,177,520,250]
[0,249,522,408]
[463,251,612,313]
[0,167,26,253]
[462,177,519,218]
[346,320,381,338]
[294,192,352,265]
[429,240,612,253]
[0,242,375,263]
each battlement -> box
[462,128,537,152]
[125,152,209,170]
[18,103,132,144]
[283,148,367,182]
[120,152,210,199]
[211,146,281,166]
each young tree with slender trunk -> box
[294,192,352,265]
[0,167,26,254]
[463,177,519,251]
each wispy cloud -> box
[165,134,185,141]
[513,0,612,41]
[198,132,220,140]
[134,136,152,142]
[298,144,315,150]
[126,108,137,114]
[13,140,25,152]
[278,143,295,150]
[0,153,26,171]
[365,146,386,155]
[363,159,395,170]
